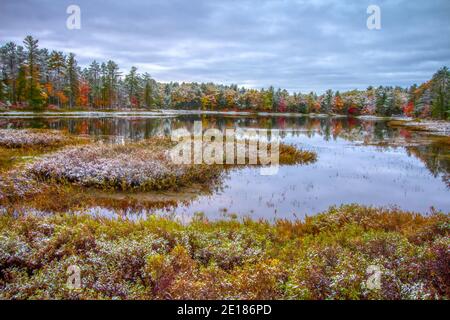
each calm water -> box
[1,112,449,219]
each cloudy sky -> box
[1,0,449,93]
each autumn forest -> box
[0,36,449,119]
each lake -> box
[0,111,449,220]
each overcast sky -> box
[1,0,449,93]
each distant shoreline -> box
[0,108,414,120]
[2,109,449,136]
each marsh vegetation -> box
[0,114,448,300]
[0,127,316,214]
[0,204,448,299]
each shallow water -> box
[1,111,449,219]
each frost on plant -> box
[0,129,70,148]
[27,139,223,191]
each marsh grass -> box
[0,204,447,299]
[277,143,317,165]
[0,178,219,215]
[0,129,88,172]
[26,138,225,192]
[26,138,316,192]
[0,131,316,213]
[0,147,38,172]
[0,129,81,148]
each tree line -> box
[0,36,449,119]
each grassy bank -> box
[0,205,448,300]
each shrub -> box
[0,205,447,300]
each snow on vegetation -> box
[0,204,448,299]
[0,129,71,148]
[25,137,316,192]
[27,139,222,191]
[403,120,450,136]
[388,120,450,137]
[0,131,316,211]
[0,170,39,202]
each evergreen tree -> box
[375,86,387,115]
[142,73,155,108]
[23,35,43,109]
[87,61,101,107]
[104,60,120,108]
[431,66,450,119]
[16,64,27,104]
[416,87,432,117]
[47,51,66,107]
[124,66,141,107]
[0,42,24,104]
[65,53,79,108]
[322,89,333,114]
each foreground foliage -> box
[0,205,448,300]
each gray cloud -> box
[1,0,449,93]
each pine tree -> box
[322,89,333,114]
[142,73,155,108]
[87,61,101,107]
[416,86,432,118]
[23,35,43,109]
[262,86,274,111]
[16,65,27,104]
[375,86,387,115]
[104,60,120,108]
[431,66,450,119]
[124,66,141,108]
[383,88,395,116]
[0,42,24,105]
[65,53,79,108]
[48,51,66,107]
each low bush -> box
[0,129,73,149]
[0,204,448,299]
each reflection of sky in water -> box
[1,113,449,220]
[171,133,450,220]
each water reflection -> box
[0,114,426,142]
[406,139,450,188]
[0,113,449,218]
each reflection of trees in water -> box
[406,141,450,188]
[0,115,421,143]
